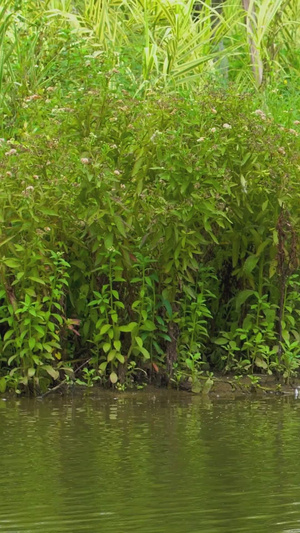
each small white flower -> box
[211,108,217,114]
[223,123,232,129]
[120,183,126,189]
[197,137,205,142]
[150,130,162,142]
[5,149,17,156]
[294,120,300,125]
[210,127,217,133]
[80,158,90,165]
[114,170,121,176]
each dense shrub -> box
[0,56,299,393]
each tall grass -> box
[0,0,298,105]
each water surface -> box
[1,390,300,532]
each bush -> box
[0,57,299,392]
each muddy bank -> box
[1,373,299,400]
[197,374,299,398]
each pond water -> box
[1,389,300,532]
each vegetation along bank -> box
[0,0,299,395]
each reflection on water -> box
[1,390,300,532]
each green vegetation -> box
[0,0,299,394]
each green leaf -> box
[4,330,14,341]
[107,350,116,362]
[114,216,126,237]
[119,322,138,332]
[135,336,143,348]
[29,337,36,350]
[100,324,112,335]
[235,290,255,311]
[110,372,118,384]
[214,337,228,345]
[103,342,111,353]
[43,366,59,380]
[28,277,46,285]
[104,233,113,250]
[116,353,125,363]
[141,320,156,331]
[27,368,36,378]
[139,346,150,359]
[282,330,290,342]
[243,255,259,276]
[99,362,108,372]
[3,258,19,268]
[113,340,121,351]
[255,357,267,369]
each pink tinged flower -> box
[80,158,89,165]
[197,137,205,142]
[210,127,217,133]
[22,185,34,196]
[25,94,41,102]
[5,149,17,156]
[294,120,300,125]
[6,171,12,177]
[254,109,266,120]
[223,123,232,129]
[289,129,298,136]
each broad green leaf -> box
[100,324,112,335]
[43,366,59,380]
[235,290,255,311]
[255,357,268,369]
[29,337,36,350]
[119,322,138,332]
[135,336,143,348]
[141,320,156,331]
[110,372,118,384]
[116,353,125,363]
[114,216,126,237]
[3,258,19,268]
[4,330,14,341]
[107,350,116,362]
[103,342,111,353]
[28,277,46,285]
[243,255,259,276]
[113,340,121,351]
[214,337,229,345]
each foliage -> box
[0,2,299,394]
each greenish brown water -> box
[1,390,300,532]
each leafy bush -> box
[0,54,299,392]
